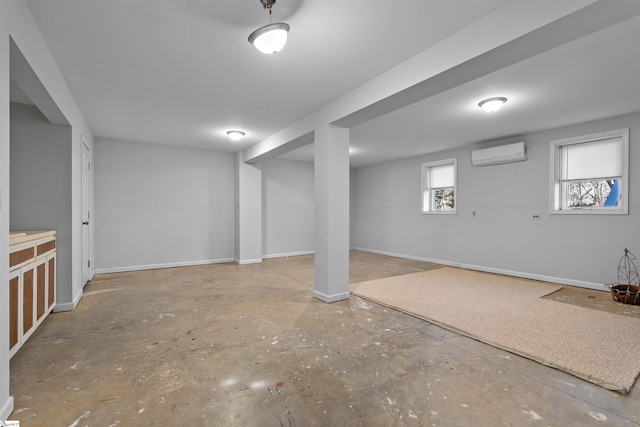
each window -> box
[550,128,628,214]
[422,158,456,214]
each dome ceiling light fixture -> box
[227,130,246,141]
[248,0,290,54]
[479,97,507,113]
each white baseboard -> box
[354,247,607,292]
[0,395,14,420]
[53,289,83,312]
[263,250,314,259]
[234,258,263,265]
[94,258,235,275]
[313,290,350,303]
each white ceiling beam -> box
[10,38,69,125]
[243,0,640,164]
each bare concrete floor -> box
[9,251,640,426]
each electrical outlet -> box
[532,214,541,220]
[472,211,477,217]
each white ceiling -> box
[338,13,640,166]
[20,0,640,168]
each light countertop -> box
[10,230,56,246]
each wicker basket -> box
[609,284,640,306]
[607,249,640,306]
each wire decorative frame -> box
[608,249,640,305]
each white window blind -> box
[562,138,622,180]
[429,163,454,188]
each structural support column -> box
[314,125,349,303]
[235,151,262,265]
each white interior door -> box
[81,139,91,285]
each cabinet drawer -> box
[37,240,56,256]
[10,246,35,268]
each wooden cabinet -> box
[9,231,56,358]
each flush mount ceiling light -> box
[227,130,246,141]
[479,97,507,113]
[248,0,290,54]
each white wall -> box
[94,138,235,272]
[10,104,73,304]
[95,148,337,268]
[354,113,640,288]
[261,159,358,258]
[234,151,262,264]
[1,0,94,418]
[261,159,315,258]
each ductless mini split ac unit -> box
[471,141,527,166]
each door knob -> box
[82,221,89,225]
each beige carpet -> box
[350,267,640,393]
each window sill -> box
[550,208,627,215]
[421,211,457,215]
